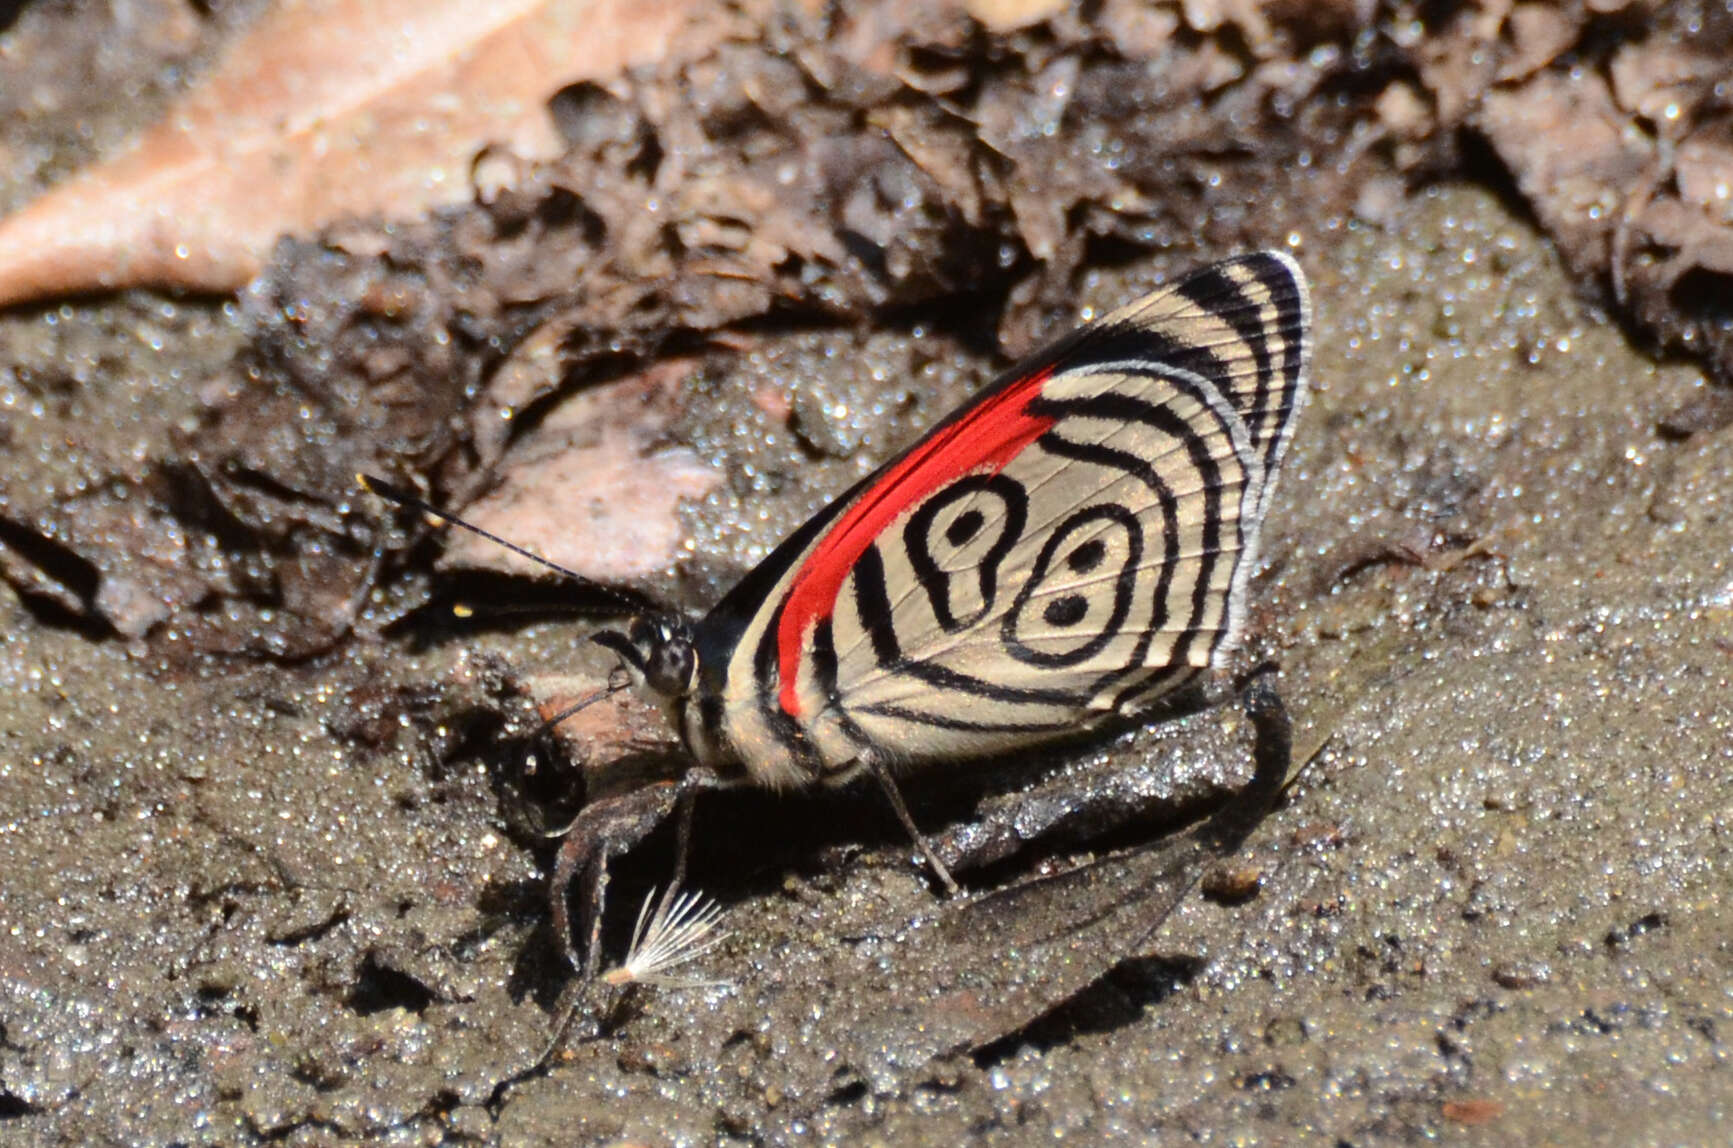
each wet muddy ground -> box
[2,3,1731,1145]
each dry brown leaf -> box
[1098,0,1179,58]
[1440,1098,1506,1126]
[1635,199,1733,277]
[0,0,709,308]
[1476,72,1655,273]
[1416,16,1501,125]
[964,0,1066,34]
[440,360,721,583]
[1674,133,1733,223]
[1179,0,1274,51]
[1497,3,1575,83]
[1608,38,1724,124]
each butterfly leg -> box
[551,780,682,978]
[1204,666,1293,855]
[667,765,726,892]
[550,766,728,978]
[1237,667,1292,804]
[865,756,962,897]
[921,670,1293,875]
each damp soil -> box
[3,6,1732,1148]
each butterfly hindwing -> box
[704,252,1311,788]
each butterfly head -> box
[592,614,698,701]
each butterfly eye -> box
[592,617,693,698]
[644,635,696,697]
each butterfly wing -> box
[693,252,1310,788]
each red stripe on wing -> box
[775,367,1057,718]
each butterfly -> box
[366,250,1310,977]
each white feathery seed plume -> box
[601,885,730,988]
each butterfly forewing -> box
[703,252,1310,789]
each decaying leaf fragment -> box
[0,0,710,308]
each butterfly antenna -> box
[357,473,651,616]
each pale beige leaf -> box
[0,0,712,307]
[439,360,723,583]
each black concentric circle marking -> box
[1002,503,1143,668]
[1030,385,1235,665]
[903,472,1028,633]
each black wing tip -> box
[1180,250,1309,307]
[1206,249,1304,281]
[1167,251,1313,372]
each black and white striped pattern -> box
[683,252,1311,789]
